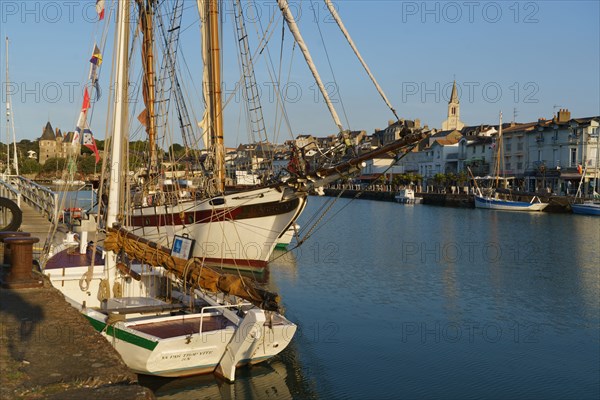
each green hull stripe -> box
[85,315,158,351]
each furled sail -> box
[104,227,281,311]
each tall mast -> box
[207,0,225,192]
[5,37,10,174]
[107,0,130,230]
[137,0,158,173]
[495,112,503,188]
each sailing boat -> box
[123,0,424,269]
[571,163,600,215]
[474,112,548,212]
[44,0,295,382]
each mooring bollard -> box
[0,231,32,266]
[1,236,42,289]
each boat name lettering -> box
[161,350,213,361]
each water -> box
[142,196,599,399]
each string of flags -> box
[71,0,106,166]
[72,87,100,164]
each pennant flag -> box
[83,127,101,164]
[81,87,91,112]
[72,110,86,145]
[137,108,149,128]
[90,45,103,66]
[96,0,105,21]
[89,44,102,97]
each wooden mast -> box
[137,0,158,173]
[207,0,225,192]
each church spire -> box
[442,80,464,131]
[450,80,459,104]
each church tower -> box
[442,81,464,131]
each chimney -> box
[557,108,571,123]
[415,118,421,128]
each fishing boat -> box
[473,113,548,212]
[43,0,296,382]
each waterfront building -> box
[500,109,599,194]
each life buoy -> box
[63,207,83,219]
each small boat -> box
[275,223,300,249]
[395,188,421,204]
[472,112,547,212]
[475,195,548,211]
[571,202,600,215]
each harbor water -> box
[136,196,599,399]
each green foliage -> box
[41,157,68,174]
[77,155,98,174]
[19,158,41,174]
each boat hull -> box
[45,263,296,380]
[571,203,600,215]
[129,187,307,268]
[475,195,548,211]
[83,309,295,378]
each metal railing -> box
[0,175,21,207]
[0,175,59,224]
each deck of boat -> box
[132,315,235,339]
[44,245,105,269]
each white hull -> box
[45,260,296,381]
[475,195,548,212]
[129,187,307,268]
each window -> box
[517,162,523,170]
[505,144,512,152]
[517,143,524,151]
[570,148,577,166]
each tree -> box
[77,155,98,175]
[41,157,68,175]
[19,158,41,174]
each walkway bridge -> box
[0,175,60,244]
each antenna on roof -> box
[513,108,518,124]
[553,105,562,116]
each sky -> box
[0,0,599,148]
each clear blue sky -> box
[1,0,599,147]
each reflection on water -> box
[139,362,292,400]
[139,196,599,399]
[139,355,318,400]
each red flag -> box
[83,128,101,164]
[96,0,105,21]
[577,164,583,174]
[81,87,91,112]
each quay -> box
[0,176,153,399]
[323,187,572,212]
